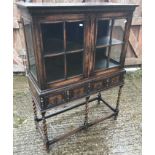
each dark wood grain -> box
[17,2,137,151]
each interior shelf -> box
[66,49,83,54]
[95,48,119,70]
[44,52,65,58]
[96,36,123,48]
[43,38,83,57]
[95,57,119,70]
[44,49,83,58]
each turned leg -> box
[41,112,49,152]
[114,85,123,120]
[84,96,90,128]
[32,99,38,129]
[97,92,101,104]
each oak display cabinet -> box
[17,2,137,151]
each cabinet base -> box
[33,85,123,152]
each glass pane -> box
[41,23,64,54]
[66,21,84,51]
[112,19,126,43]
[66,52,83,77]
[24,24,37,79]
[45,56,64,82]
[109,45,122,68]
[95,47,108,70]
[96,20,111,47]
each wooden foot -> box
[42,112,49,152]
[44,142,49,153]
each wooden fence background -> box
[13,0,142,72]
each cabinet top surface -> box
[17,2,138,9]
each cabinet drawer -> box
[90,78,108,93]
[46,91,66,108]
[89,72,124,93]
[68,84,88,101]
[109,74,123,87]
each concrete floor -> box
[13,71,142,155]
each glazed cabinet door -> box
[89,14,129,76]
[38,14,89,88]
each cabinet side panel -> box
[22,19,38,83]
[120,14,133,67]
[32,17,47,89]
